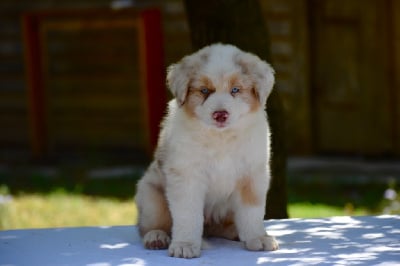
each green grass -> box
[289,202,368,218]
[0,191,137,230]
[0,171,388,230]
[0,191,371,230]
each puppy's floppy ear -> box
[235,53,275,105]
[167,48,210,106]
[166,62,189,106]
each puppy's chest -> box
[199,133,250,176]
[205,172,237,201]
[203,153,246,200]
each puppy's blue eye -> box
[231,87,240,94]
[200,87,210,95]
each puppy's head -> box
[167,44,274,129]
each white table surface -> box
[1,215,399,266]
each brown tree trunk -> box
[184,0,288,219]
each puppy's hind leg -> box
[135,163,172,249]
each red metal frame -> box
[22,8,165,157]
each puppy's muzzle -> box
[212,110,229,123]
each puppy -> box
[135,43,278,258]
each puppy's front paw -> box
[245,235,279,251]
[168,241,201,258]
[143,230,171,250]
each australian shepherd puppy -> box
[135,43,278,258]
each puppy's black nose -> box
[212,110,229,123]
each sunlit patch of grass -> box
[289,202,368,218]
[0,188,373,230]
[0,190,137,230]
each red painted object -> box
[22,14,47,157]
[140,9,166,152]
[22,8,166,157]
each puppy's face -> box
[184,73,260,128]
[167,44,275,129]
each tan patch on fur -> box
[238,87,261,112]
[221,213,235,228]
[228,73,261,112]
[166,167,183,177]
[183,89,203,118]
[236,176,260,206]
[199,76,214,90]
[203,212,239,240]
[183,76,215,117]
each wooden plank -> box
[0,112,29,145]
[48,97,144,112]
[310,0,393,155]
[48,119,147,149]
[46,79,141,92]
[389,0,400,155]
[0,91,27,108]
[22,7,166,158]
[394,0,400,155]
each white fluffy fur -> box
[135,44,278,258]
